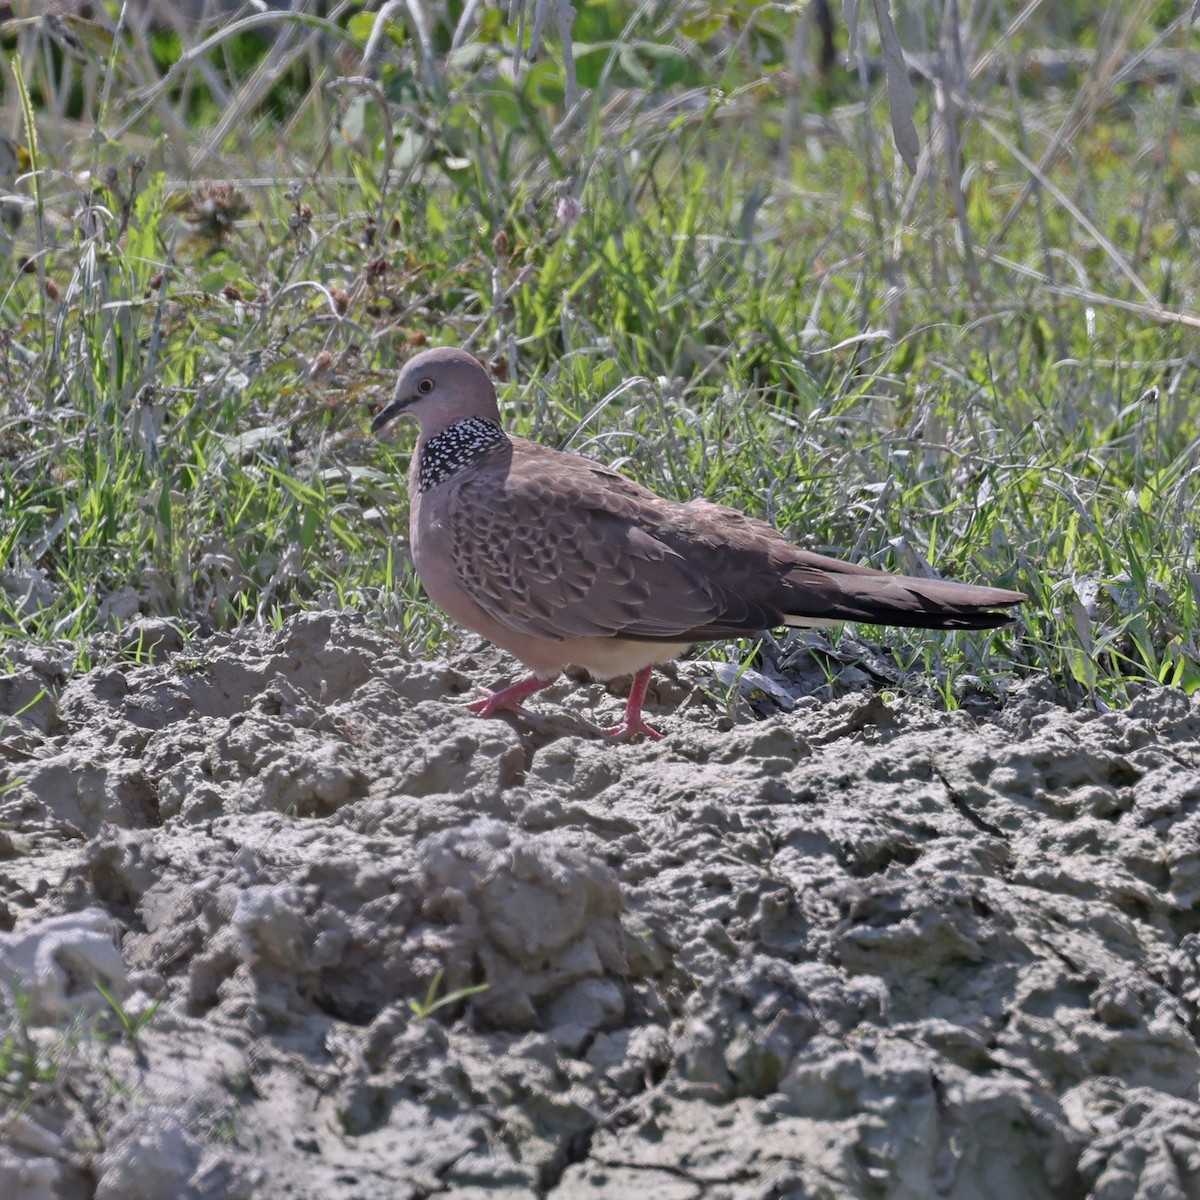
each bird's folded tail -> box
[780,566,1025,631]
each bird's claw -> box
[602,717,664,742]
[465,676,554,718]
[467,689,524,717]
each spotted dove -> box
[372,347,1025,741]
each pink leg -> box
[467,674,556,718]
[602,665,663,742]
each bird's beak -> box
[371,393,412,435]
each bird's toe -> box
[602,717,664,742]
[467,689,522,717]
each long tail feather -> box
[781,569,1025,631]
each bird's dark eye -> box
[417,378,434,395]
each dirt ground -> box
[1,611,1198,1199]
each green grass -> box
[0,1,1197,706]
[0,992,72,1116]
[406,970,490,1020]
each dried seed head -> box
[555,194,583,228]
[176,182,249,240]
[76,207,104,240]
[309,350,334,380]
[289,203,314,237]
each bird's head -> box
[372,346,501,437]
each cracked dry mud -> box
[1,611,1199,1199]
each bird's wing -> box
[445,446,783,643]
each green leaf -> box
[613,41,688,89]
[480,8,504,41]
[573,42,611,90]
[348,12,406,46]
[346,13,376,41]
[198,259,247,293]
[680,16,725,41]
[126,167,167,289]
[485,85,524,130]
[634,41,687,76]
[618,43,650,87]
[426,196,446,236]
[524,58,564,108]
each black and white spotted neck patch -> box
[418,418,508,492]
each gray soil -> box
[1,611,1198,1199]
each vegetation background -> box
[0,0,1197,709]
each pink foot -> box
[602,715,663,742]
[601,665,664,742]
[466,674,555,718]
